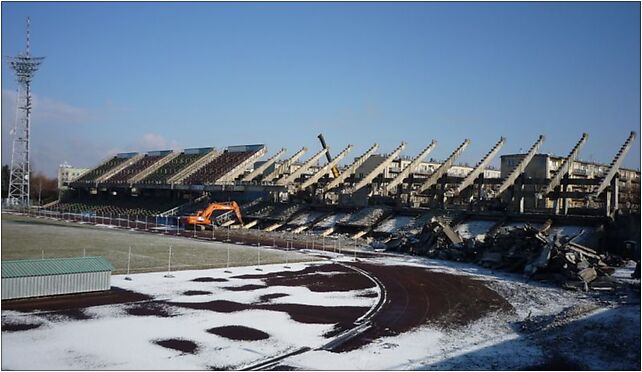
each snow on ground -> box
[112,262,376,307]
[454,219,496,239]
[2,250,638,370]
[287,211,326,226]
[313,212,351,229]
[1,262,380,370]
[287,313,543,370]
[373,216,415,233]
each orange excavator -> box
[182,201,244,229]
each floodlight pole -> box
[7,17,45,208]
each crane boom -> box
[318,133,340,178]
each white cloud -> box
[1,89,95,177]
[2,89,90,126]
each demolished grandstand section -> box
[47,134,639,279]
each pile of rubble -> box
[386,218,621,291]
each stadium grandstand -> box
[55,133,639,224]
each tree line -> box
[1,165,59,205]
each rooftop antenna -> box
[6,17,45,208]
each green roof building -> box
[2,256,113,300]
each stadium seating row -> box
[75,156,129,183]
[183,151,256,185]
[50,197,185,216]
[140,153,204,184]
[107,155,165,183]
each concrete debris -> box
[387,219,622,292]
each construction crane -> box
[318,133,340,178]
[182,201,244,229]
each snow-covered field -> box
[1,261,379,370]
[2,253,639,370]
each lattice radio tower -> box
[6,17,44,207]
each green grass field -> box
[1,213,315,274]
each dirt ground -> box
[333,263,514,352]
[207,325,270,341]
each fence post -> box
[225,244,231,273]
[164,246,174,278]
[256,245,262,271]
[354,239,357,261]
[125,246,132,280]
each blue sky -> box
[2,2,640,176]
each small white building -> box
[58,162,91,190]
[1,256,113,300]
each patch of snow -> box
[313,213,351,229]
[287,211,325,226]
[374,216,415,233]
[1,262,379,370]
[454,220,496,239]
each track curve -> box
[330,262,513,352]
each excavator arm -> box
[184,201,244,227]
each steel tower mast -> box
[6,17,44,207]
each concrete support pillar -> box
[476,173,484,203]
[611,173,619,214]
[514,174,525,214]
[439,174,447,209]
[552,185,560,215]
[561,174,569,215]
